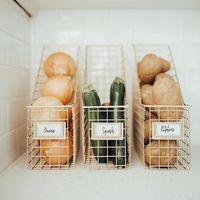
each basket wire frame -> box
[133,44,191,170]
[27,45,80,170]
[82,45,131,169]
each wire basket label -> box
[91,122,123,140]
[35,122,66,139]
[152,122,183,140]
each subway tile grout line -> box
[0,27,30,46]
[0,123,27,142]
[0,64,30,70]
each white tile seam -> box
[0,64,30,70]
[4,96,30,101]
[0,27,30,46]
[0,123,27,142]
[0,97,30,102]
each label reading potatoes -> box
[91,122,123,140]
[35,122,66,139]
[152,122,183,140]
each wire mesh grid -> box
[27,45,80,170]
[82,45,131,169]
[133,44,191,170]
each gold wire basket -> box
[27,45,80,170]
[82,45,131,169]
[133,44,191,169]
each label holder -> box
[34,122,66,140]
[152,121,184,140]
[91,122,124,140]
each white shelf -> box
[0,147,200,200]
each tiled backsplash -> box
[31,9,200,146]
[0,1,200,172]
[0,0,30,172]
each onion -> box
[32,96,66,121]
[40,130,73,165]
[44,52,77,77]
[42,75,73,105]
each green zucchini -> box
[82,85,107,163]
[109,77,126,167]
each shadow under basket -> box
[133,44,191,170]
[27,45,80,170]
[82,45,131,169]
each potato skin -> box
[155,73,174,82]
[152,77,183,120]
[160,58,171,72]
[138,54,161,84]
[145,140,177,166]
[144,119,158,145]
[141,84,154,105]
[145,109,157,120]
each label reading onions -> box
[35,122,66,139]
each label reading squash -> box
[35,122,66,139]
[91,122,123,140]
[152,122,183,140]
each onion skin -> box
[32,96,66,121]
[44,52,77,77]
[42,75,73,105]
[40,131,73,165]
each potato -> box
[152,77,183,120]
[155,73,174,82]
[145,109,157,120]
[160,58,171,72]
[102,102,110,106]
[145,140,177,166]
[138,54,161,83]
[141,84,154,105]
[144,119,159,145]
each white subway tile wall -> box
[0,0,30,172]
[0,2,200,171]
[31,9,200,146]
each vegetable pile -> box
[32,51,77,165]
[138,53,183,166]
[82,77,127,167]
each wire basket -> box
[27,45,80,170]
[82,45,131,169]
[133,44,191,169]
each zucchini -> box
[109,77,126,167]
[82,85,107,163]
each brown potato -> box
[141,84,154,105]
[152,77,183,120]
[138,54,161,84]
[155,73,174,82]
[102,102,110,106]
[145,109,158,120]
[144,119,159,145]
[160,57,171,72]
[145,140,177,166]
